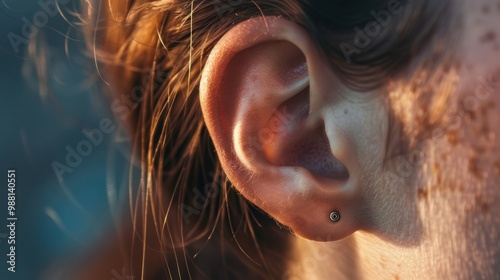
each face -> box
[199,0,500,277]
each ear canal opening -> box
[265,88,350,180]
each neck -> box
[288,191,500,279]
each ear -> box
[200,17,374,241]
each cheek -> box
[455,0,500,180]
[460,0,500,81]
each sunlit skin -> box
[65,0,500,279]
[199,0,500,279]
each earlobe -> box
[200,16,366,241]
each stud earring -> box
[329,211,340,222]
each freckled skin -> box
[291,0,500,279]
[480,30,496,43]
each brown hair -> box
[80,0,457,278]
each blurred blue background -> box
[0,1,127,279]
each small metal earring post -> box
[329,211,340,222]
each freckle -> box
[394,275,400,280]
[446,130,460,146]
[479,31,496,43]
[493,68,500,81]
[344,108,348,114]
[475,194,490,213]
[480,202,490,213]
[482,5,490,14]
[418,188,428,200]
[494,160,500,175]
[468,156,485,179]
[432,162,443,185]
[481,5,490,14]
